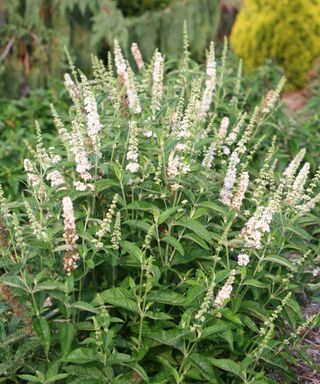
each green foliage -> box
[116,0,172,16]
[0,0,220,98]
[0,85,67,198]
[126,0,221,60]
[0,41,319,384]
[230,0,320,90]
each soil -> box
[291,300,320,383]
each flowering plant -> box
[0,36,319,383]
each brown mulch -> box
[290,301,320,384]
[282,90,309,112]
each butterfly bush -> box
[0,39,319,384]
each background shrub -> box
[230,0,320,90]
[0,0,220,98]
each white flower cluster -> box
[218,117,229,140]
[36,123,65,189]
[199,42,216,120]
[298,192,320,215]
[312,267,320,277]
[126,121,140,173]
[24,200,48,241]
[70,121,92,183]
[111,211,121,250]
[44,148,65,188]
[62,196,80,275]
[202,142,216,168]
[235,107,259,155]
[151,51,164,114]
[175,80,201,140]
[286,162,310,205]
[237,253,250,266]
[48,148,62,164]
[24,159,40,187]
[62,197,78,244]
[241,205,275,249]
[73,181,94,191]
[167,152,181,178]
[127,67,142,114]
[225,113,247,147]
[84,87,101,154]
[283,148,306,183]
[231,171,249,211]
[261,77,285,114]
[131,42,145,71]
[214,269,236,308]
[166,150,190,180]
[219,151,240,206]
[190,279,216,334]
[50,104,70,143]
[93,194,118,249]
[241,187,282,249]
[114,40,141,113]
[64,73,80,101]
[46,170,65,188]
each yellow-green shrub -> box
[231,0,320,90]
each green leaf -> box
[64,365,105,380]
[175,219,213,245]
[243,279,270,289]
[189,353,218,383]
[33,318,51,356]
[96,179,119,193]
[47,374,69,383]
[220,308,243,325]
[63,348,97,364]
[162,235,184,256]
[145,311,173,320]
[200,322,230,339]
[264,255,294,270]
[0,275,28,291]
[196,201,228,215]
[240,314,259,333]
[157,356,180,382]
[158,207,179,224]
[182,233,210,250]
[126,201,159,215]
[240,301,269,321]
[144,328,190,352]
[17,375,41,383]
[120,241,143,263]
[60,323,74,357]
[219,329,234,351]
[208,358,243,378]
[92,288,139,313]
[124,220,150,233]
[285,298,303,320]
[125,363,149,383]
[184,284,204,306]
[147,290,185,305]
[33,280,66,292]
[69,301,98,313]
[285,225,312,240]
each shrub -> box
[230,0,320,90]
[116,0,173,16]
[126,0,220,61]
[0,39,319,383]
[0,0,220,98]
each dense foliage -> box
[230,0,320,90]
[0,39,319,384]
[0,0,219,98]
[116,0,172,16]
